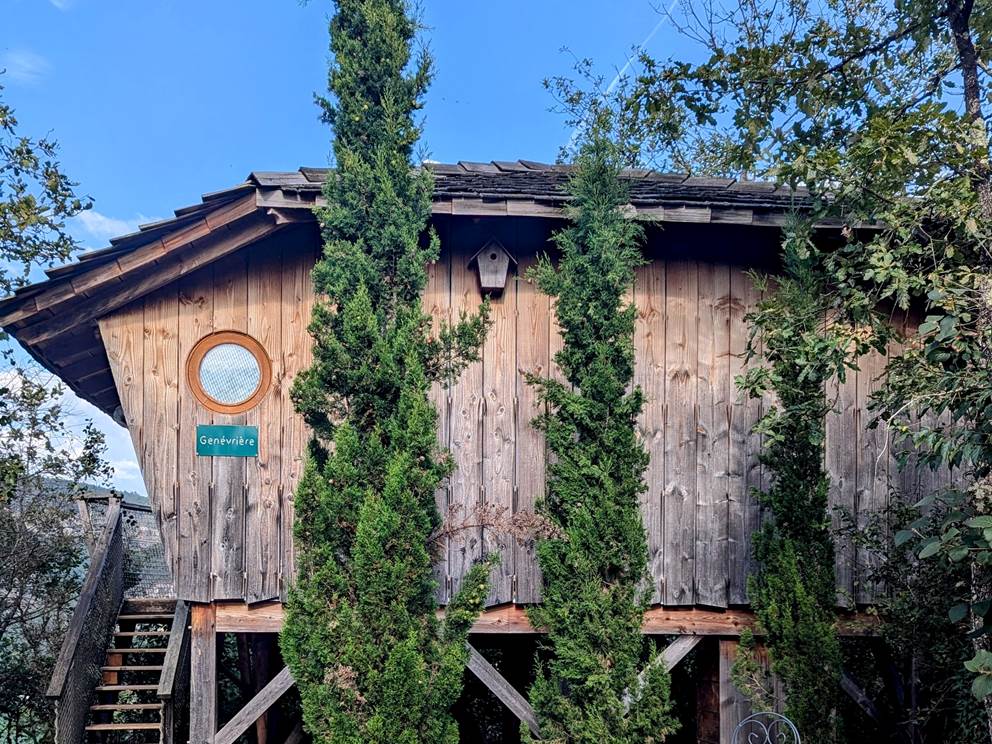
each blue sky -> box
[2,0,687,493]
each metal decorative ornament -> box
[732,712,801,744]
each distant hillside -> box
[38,477,148,507]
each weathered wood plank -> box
[189,603,217,744]
[448,249,485,595]
[729,268,762,604]
[177,268,215,602]
[857,347,888,604]
[695,262,731,607]
[466,643,541,738]
[143,286,180,577]
[213,600,879,636]
[483,258,517,605]
[215,667,295,744]
[210,252,249,600]
[20,212,277,347]
[719,639,750,744]
[664,260,698,605]
[826,345,858,607]
[246,242,283,603]
[634,260,665,603]
[279,239,316,600]
[157,601,190,700]
[513,255,549,604]
[97,308,144,479]
[425,247,452,603]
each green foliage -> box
[0,367,111,744]
[609,0,992,712]
[842,498,987,742]
[1,79,90,296]
[279,2,491,742]
[524,115,677,744]
[0,78,108,743]
[736,231,879,741]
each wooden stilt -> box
[190,604,217,744]
[696,639,721,744]
[251,634,274,744]
[719,639,750,744]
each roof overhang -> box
[0,160,858,419]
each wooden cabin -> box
[0,161,942,743]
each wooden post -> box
[719,639,750,744]
[251,634,274,744]
[190,604,217,744]
[696,639,721,744]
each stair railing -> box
[158,600,191,744]
[47,498,125,744]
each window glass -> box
[198,342,261,405]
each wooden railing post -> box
[190,604,218,744]
[47,499,125,744]
[158,600,191,744]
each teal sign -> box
[196,425,259,457]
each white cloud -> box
[1,49,52,85]
[49,0,76,9]
[112,459,143,483]
[0,365,147,495]
[73,210,161,244]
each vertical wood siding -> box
[99,222,944,607]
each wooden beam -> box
[215,601,284,633]
[623,636,702,712]
[158,601,190,700]
[190,604,217,744]
[719,639,750,744]
[466,643,540,739]
[19,215,283,346]
[214,667,295,744]
[840,670,882,723]
[213,601,879,637]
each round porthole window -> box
[187,331,271,414]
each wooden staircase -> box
[84,603,175,743]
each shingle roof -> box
[251,160,809,210]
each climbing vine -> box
[524,114,678,744]
[737,224,881,741]
[279,2,491,742]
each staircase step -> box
[117,614,173,622]
[85,722,161,731]
[100,665,164,673]
[90,703,163,712]
[115,631,170,637]
[94,684,158,692]
[106,648,167,654]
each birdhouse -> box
[469,238,516,295]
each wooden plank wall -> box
[100,220,947,607]
[100,227,316,603]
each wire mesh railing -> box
[90,499,175,599]
[48,500,125,744]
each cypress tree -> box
[736,232,862,739]
[280,2,491,742]
[525,118,678,743]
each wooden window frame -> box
[186,331,272,415]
